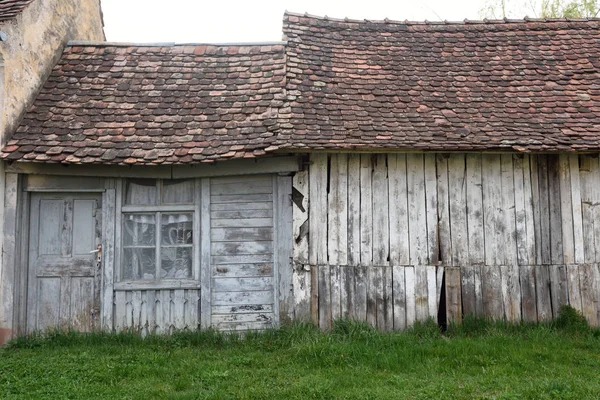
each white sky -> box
[99,0,530,44]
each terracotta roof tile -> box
[277,12,600,152]
[2,43,286,165]
[0,0,34,22]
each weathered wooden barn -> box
[1,12,600,340]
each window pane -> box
[162,179,194,204]
[125,179,157,205]
[123,248,156,280]
[123,214,156,246]
[160,247,193,279]
[161,214,193,245]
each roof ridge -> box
[283,10,600,26]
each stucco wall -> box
[0,0,104,143]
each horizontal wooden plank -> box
[212,304,274,315]
[210,209,273,220]
[210,175,273,185]
[214,320,276,331]
[211,218,273,228]
[211,194,273,204]
[212,290,273,306]
[211,241,273,256]
[213,277,274,292]
[212,254,273,264]
[210,202,272,211]
[211,227,273,242]
[114,280,201,291]
[210,181,273,196]
[212,313,274,324]
[213,263,273,278]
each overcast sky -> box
[99,0,521,44]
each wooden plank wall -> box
[293,153,600,329]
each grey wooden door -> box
[27,193,102,333]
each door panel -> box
[27,193,102,333]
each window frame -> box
[116,178,201,285]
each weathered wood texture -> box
[292,153,600,328]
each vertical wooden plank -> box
[132,290,142,331]
[466,154,485,266]
[115,291,126,331]
[374,267,384,329]
[330,265,341,322]
[424,154,438,265]
[310,266,319,325]
[415,267,429,322]
[360,154,373,266]
[522,155,537,265]
[591,157,600,263]
[500,264,521,322]
[337,155,349,265]
[200,178,211,329]
[366,266,377,327]
[354,265,367,322]
[372,154,389,266]
[309,153,328,265]
[461,266,476,317]
[549,265,569,319]
[383,266,393,331]
[146,290,156,334]
[340,266,354,319]
[579,264,598,326]
[473,265,484,317]
[449,154,468,266]
[580,156,596,263]
[593,264,600,325]
[427,266,438,320]
[559,155,575,264]
[407,154,427,265]
[276,175,293,324]
[155,291,164,335]
[566,265,582,313]
[501,154,518,266]
[172,289,184,330]
[537,155,552,265]
[292,169,309,264]
[293,266,311,321]
[404,266,416,327]
[535,265,552,322]
[161,290,171,334]
[519,265,538,323]
[445,267,462,324]
[513,155,529,265]
[569,155,585,264]
[318,264,331,330]
[436,154,452,266]
[392,266,406,330]
[101,188,116,331]
[388,154,410,266]
[482,266,503,320]
[0,173,17,342]
[530,155,543,264]
[185,290,198,330]
[482,155,503,265]
[125,291,134,329]
[547,155,564,265]
[328,155,340,265]
[347,154,361,266]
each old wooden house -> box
[1,12,600,341]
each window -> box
[121,179,198,281]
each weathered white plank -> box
[292,170,309,264]
[537,155,552,265]
[579,263,598,326]
[392,266,406,330]
[275,176,294,321]
[404,266,416,327]
[482,155,503,265]
[309,154,328,265]
[500,264,521,322]
[132,290,142,331]
[513,155,529,265]
[213,263,273,278]
[461,266,476,317]
[482,265,503,319]
[519,265,537,322]
[347,154,361,266]
[445,267,462,324]
[212,304,273,315]
[211,194,273,204]
[372,155,389,265]
[535,265,552,322]
[330,265,341,322]
[212,313,274,324]
[213,290,273,306]
[293,266,311,321]
[354,265,367,321]
[360,154,373,265]
[522,155,537,265]
[213,277,274,292]
[466,154,485,266]
[366,266,377,327]
[590,157,600,263]
[415,267,429,322]
[200,178,211,329]
[161,290,171,334]
[340,266,354,319]
[146,290,156,334]
[566,264,582,313]
[211,218,273,228]
[559,155,575,264]
[449,154,468,266]
[319,264,331,330]
[211,241,273,256]
[173,289,186,330]
[501,154,518,266]
[383,266,394,331]
[436,154,452,266]
[327,154,348,266]
[547,156,564,265]
[530,155,543,264]
[549,265,568,319]
[101,188,116,330]
[388,154,410,266]
[424,154,439,265]
[211,181,272,196]
[407,154,427,265]
[115,291,126,331]
[427,266,438,320]
[569,155,585,264]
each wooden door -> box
[27,193,102,333]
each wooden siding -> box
[293,153,600,328]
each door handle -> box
[90,244,102,264]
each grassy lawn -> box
[1,311,599,399]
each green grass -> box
[1,308,600,399]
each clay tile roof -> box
[0,0,34,22]
[2,42,286,165]
[278,12,600,152]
